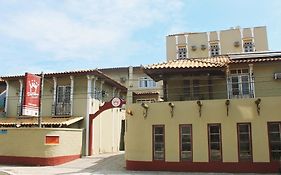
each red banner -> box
[22,73,41,117]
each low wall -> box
[0,128,83,166]
[125,96,281,173]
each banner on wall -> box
[22,73,42,117]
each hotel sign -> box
[22,73,41,117]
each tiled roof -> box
[145,52,281,70]
[0,116,83,127]
[133,91,159,95]
[1,69,127,92]
[146,56,230,69]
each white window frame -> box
[243,40,254,52]
[178,46,187,59]
[210,43,220,57]
[139,77,156,88]
[228,69,252,99]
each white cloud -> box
[0,0,186,62]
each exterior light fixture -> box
[168,102,175,118]
[126,109,133,116]
[196,100,203,117]
[255,98,261,115]
[141,103,149,118]
[225,99,230,116]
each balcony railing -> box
[52,103,71,116]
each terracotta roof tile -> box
[0,116,83,127]
[146,56,230,69]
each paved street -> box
[0,152,278,175]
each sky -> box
[0,0,280,76]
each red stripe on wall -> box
[126,160,280,173]
[0,155,81,166]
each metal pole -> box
[38,72,44,128]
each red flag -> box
[22,73,41,117]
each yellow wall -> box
[166,26,268,61]
[125,96,281,162]
[0,128,82,157]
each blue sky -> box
[0,0,280,76]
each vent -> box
[274,73,281,79]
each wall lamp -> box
[255,98,261,116]
[126,109,133,116]
[141,103,149,118]
[168,102,175,118]
[225,99,230,116]
[196,100,203,117]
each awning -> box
[0,116,83,127]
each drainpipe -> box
[70,76,74,116]
[99,80,104,153]
[127,66,133,104]
[52,77,57,116]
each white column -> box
[18,79,23,116]
[112,87,116,98]
[86,75,93,156]
[175,35,179,59]
[4,81,9,115]
[217,31,221,55]
[100,80,104,102]
[184,34,188,58]
[207,32,211,57]
[70,76,74,116]
[249,64,255,98]
[52,77,57,116]
[240,28,244,53]
[251,28,256,51]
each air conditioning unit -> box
[274,73,281,79]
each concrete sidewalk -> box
[0,152,278,175]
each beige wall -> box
[166,26,268,61]
[92,108,125,154]
[125,96,281,162]
[0,128,82,157]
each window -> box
[268,122,281,161]
[57,86,71,103]
[178,47,187,59]
[139,77,156,88]
[153,125,165,161]
[229,69,251,98]
[56,86,71,115]
[237,123,252,161]
[180,125,192,161]
[243,40,254,52]
[208,124,222,161]
[210,43,220,56]
[182,79,201,100]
